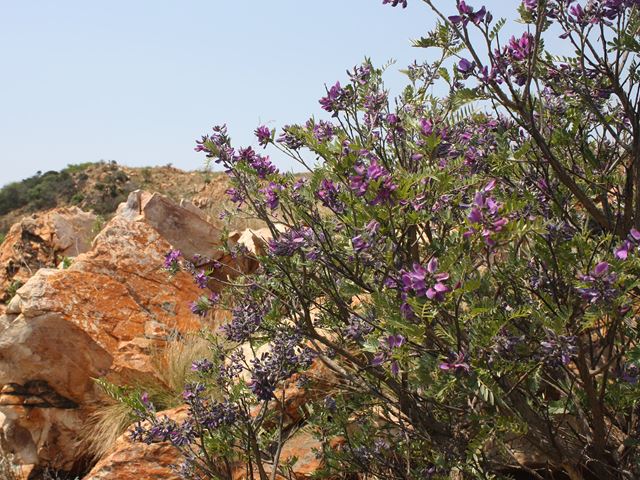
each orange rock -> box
[0,206,96,304]
[0,193,219,473]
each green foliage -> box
[6,280,23,301]
[122,2,640,479]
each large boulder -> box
[0,206,97,307]
[0,192,231,475]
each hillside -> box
[0,161,236,237]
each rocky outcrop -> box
[0,192,236,475]
[0,207,97,307]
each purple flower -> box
[506,33,534,61]
[249,330,314,400]
[268,227,319,258]
[385,334,406,349]
[254,125,272,147]
[191,358,214,373]
[382,0,407,7]
[311,120,335,142]
[194,270,209,289]
[277,125,304,150]
[344,315,374,342]
[225,187,245,206]
[351,235,369,252]
[439,352,470,373]
[220,298,269,343]
[539,332,577,367]
[319,82,347,114]
[569,3,587,25]
[420,118,434,136]
[163,249,181,270]
[614,228,640,260]
[448,1,489,26]
[386,113,400,125]
[458,58,475,77]
[577,262,618,304]
[348,63,372,85]
[316,179,345,213]
[194,124,235,165]
[349,159,398,205]
[249,153,277,178]
[523,0,537,11]
[260,182,284,210]
[464,183,508,247]
[400,258,451,302]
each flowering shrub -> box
[133,1,640,478]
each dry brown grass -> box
[150,332,212,397]
[79,332,214,461]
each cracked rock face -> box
[0,206,97,309]
[0,193,225,473]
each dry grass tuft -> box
[151,332,211,398]
[80,332,213,461]
[80,400,137,462]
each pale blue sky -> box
[0,1,529,186]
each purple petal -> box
[593,261,609,277]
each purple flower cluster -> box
[130,415,194,447]
[319,82,349,116]
[400,258,451,301]
[439,352,470,373]
[249,331,315,400]
[182,383,238,430]
[220,298,270,343]
[343,314,375,343]
[351,220,381,254]
[277,125,304,150]
[308,120,335,142]
[506,33,533,61]
[191,358,214,374]
[448,1,490,26]
[225,187,245,206]
[348,63,372,85]
[194,124,234,165]
[464,181,508,247]
[349,158,397,205]
[254,125,272,147]
[193,270,209,289]
[576,261,618,305]
[316,179,346,213]
[458,58,476,78]
[237,147,277,179]
[259,182,284,210]
[268,227,320,259]
[163,249,181,271]
[489,32,535,85]
[539,332,577,368]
